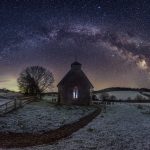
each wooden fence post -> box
[14,99,17,109]
[5,103,7,113]
[20,99,22,107]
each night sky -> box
[0,0,150,91]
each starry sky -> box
[0,0,150,91]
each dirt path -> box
[0,106,101,148]
[14,103,149,150]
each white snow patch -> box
[0,92,22,106]
[0,98,12,105]
[108,91,148,100]
[0,100,95,133]
[8,103,150,150]
[96,91,148,100]
[142,92,150,95]
[0,92,21,98]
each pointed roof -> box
[57,61,93,88]
[71,61,81,66]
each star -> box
[0,0,150,91]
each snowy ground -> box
[142,92,150,96]
[96,91,149,100]
[6,103,150,150]
[0,92,22,106]
[0,100,95,133]
[108,91,148,100]
[0,92,22,99]
[42,95,58,102]
[0,98,12,105]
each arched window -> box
[73,86,78,99]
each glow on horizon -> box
[0,77,19,92]
[0,75,141,92]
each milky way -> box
[0,0,150,91]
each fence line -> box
[0,96,35,115]
[92,99,150,105]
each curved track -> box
[0,106,101,148]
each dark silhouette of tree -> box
[110,95,117,101]
[17,66,54,97]
[100,92,109,101]
[92,94,98,101]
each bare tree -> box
[17,66,54,97]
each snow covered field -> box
[0,92,22,106]
[0,92,26,115]
[0,100,95,133]
[108,91,148,100]
[42,95,58,102]
[96,91,149,100]
[8,103,150,150]
[142,92,150,96]
[0,92,22,99]
[0,98,12,106]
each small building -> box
[57,61,94,105]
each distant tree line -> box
[92,92,149,102]
[0,88,14,93]
[94,87,150,94]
